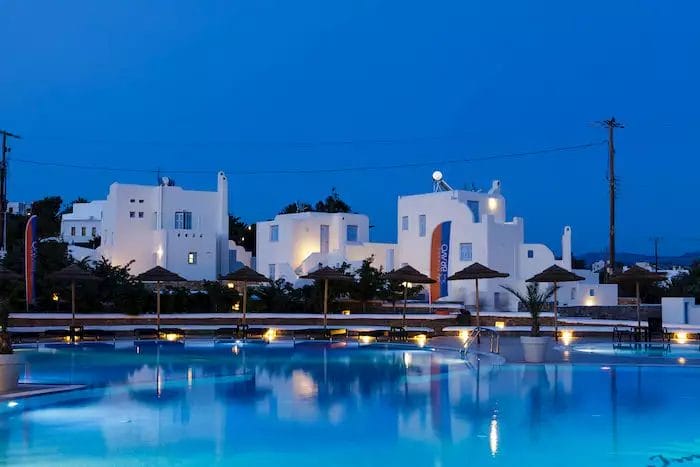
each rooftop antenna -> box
[432,171,453,192]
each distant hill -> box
[577,251,700,268]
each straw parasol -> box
[50,263,100,327]
[448,263,509,342]
[609,265,666,330]
[221,266,271,327]
[137,266,186,333]
[383,265,436,328]
[300,266,355,329]
[526,265,584,341]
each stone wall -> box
[558,305,661,321]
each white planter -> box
[520,336,550,363]
[0,354,24,393]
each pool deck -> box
[0,384,86,400]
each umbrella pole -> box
[71,280,76,328]
[553,282,558,342]
[156,281,161,336]
[402,285,408,328]
[242,281,248,327]
[323,279,328,330]
[636,281,641,336]
[475,278,480,344]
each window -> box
[138,199,144,203]
[467,200,480,223]
[268,264,276,280]
[70,226,76,236]
[130,199,135,203]
[91,227,97,237]
[129,211,135,218]
[346,224,358,242]
[81,226,86,236]
[270,225,279,242]
[401,216,409,231]
[589,289,595,297]
[138,211,144,218]
[188,252,197,264]
[459,243,473,261]
[527,249,534,258]
[418,214,426,237]
[571,288,576,300]
[175,211,192,229]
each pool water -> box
[2,341,700,466]
[573,342,700,359]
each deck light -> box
[232,302,240,311]
[675,332,689,344]
[560,330,574,346]
[52,292,59,302]
[678,357,687,365]
[341,310,351,315]
[164,332,181,342]
[359,335,374,345]
[263,328,276,342]
[458,330,470,343]
[494,321,505,329]
[414,334,427,347]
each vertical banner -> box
[430,221,451,299]
[25,215,38,310]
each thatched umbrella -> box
[609,265,666,330]
[50,263,100,327]
[300,266,355,329]
[448,263,509,342]
[137,266,186,334]
[526,265,584,341]
[383,265,436,328]
[221,266,271,327]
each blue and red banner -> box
[25,215,38,310]
[430,221,451,299]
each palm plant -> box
[501,283,556,337]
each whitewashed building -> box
[62,172,237,280]
[6,201,31,215]
[256,211,396,282]
[396,175,617,310]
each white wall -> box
[662,297,700,325]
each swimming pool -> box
[573,342,700,359]
[2,341,700,466]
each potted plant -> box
[501,283,556,363]
[0,297,22,392]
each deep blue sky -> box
[2,1,698,256]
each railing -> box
[461,327,500,355]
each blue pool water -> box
[2,341,700,466]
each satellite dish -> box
[432,171,443,182]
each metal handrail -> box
[462,326,500,355]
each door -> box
[320,225,330,255]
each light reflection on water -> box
[1,342,700,466]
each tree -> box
[315,188,351,213]
[501,283,557,337]
[252,278,297,311]
[379,280,423,313]
[350,256,384,312]
[228,215,256,253]
[30,196,63,238]
[93,257,150,314]
[279,202,312,214]
[61,197,89,215]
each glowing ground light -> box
[164,333,181,342]
[263,328,276,342]
[458,330,470,343]
[414,334,427,348]
[675,332,689,344]
[601,366,611,371]
[678,357,687,365]
[560,330,574,346]
[494,321,505,329]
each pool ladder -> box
[461,327,500,356]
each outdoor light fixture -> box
[494,321,505,329]
[263,328,276,342]
[226,282,235,289]
[675,331,689,344]
[232,302,240,311]
[678,357,687,365]
[560,330,574,346]
[341,310,351,315]
[414,334,427,347]
[432,171,443,181]
[164,333,182,342]
[458,329,470,342]
[52,292,59,302]
[488,197,498,211]
[156,246,164,259]
[358,335,374,345]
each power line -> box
[11,140,607,176]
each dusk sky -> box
[2,1,698,256]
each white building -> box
[256,211,396,282]
[62,172,238,281]
[396,176,617,310]
[6,201,31,215]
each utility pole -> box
[0,130,21,255]
[650,237,662,272]
[599,117,623,277]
